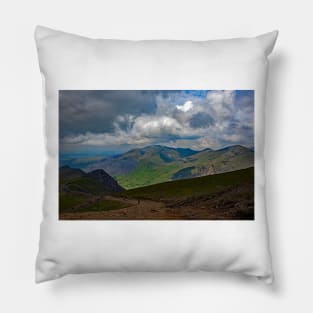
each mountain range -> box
[61,145,254,189]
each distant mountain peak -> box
[61,144,254,190]
[219,145,252,152]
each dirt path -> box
[60,195,184,220]
[60,184,254,220]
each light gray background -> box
[0,0,312,312]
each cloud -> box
[60,90,254,152]
[206,90,235,118]
[176,100,194,112]
[62,115,200,147]
[132,116,183,138]
[189,112,215,128]
[59,90,157,137]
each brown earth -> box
[59,184,254,220]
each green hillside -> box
[62,145,254,190]
[59,166,125,213]
[121,167,254,200]
[60,166,124,194]
[115,145,253,189]
[115,162,181,189]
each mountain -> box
[171,145,254,180]
[87,169,125,193]
[84,145,199,176]
[59,165,84,180]
[77,145,254,189]
[120,167,254,220]
[59,166,124,194]
[121,167,254,202]
[60,168,254,220]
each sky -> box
[59,90,254,156]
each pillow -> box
[35,26,278,283]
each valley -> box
[59,166,254,220]
[61,144,254,189]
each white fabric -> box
[35,26,278,283]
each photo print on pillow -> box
[59,90,254,220]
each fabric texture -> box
[35,26,278,283]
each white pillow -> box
[35,26,278,283]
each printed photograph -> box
[59,90,254,220]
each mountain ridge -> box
[61,144,254,189]
[60,166,124,194]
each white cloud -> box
[62,134,88,144]
[62,115,185,147]
[61,90,254,151]
[206,90,235,119]
[133,116,183,138]
[222,134,243,142]
[176,100,194,112]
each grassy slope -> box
[116,161,181,189]
[121,167,254,200]
[61,174,117,195]
[59,194,127,213]
[59,193,91,211]
[113,147,184,188]
[77,198,127,213]
[60,171,126,213]
[115,147,253,189]
[192,149,253,171]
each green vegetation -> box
[63,176,110,194]
[59,194,127,213]
[59,166,126,214]
[60,166,123,195]
[59,193,91,211]
[121,167,254,200]
[115,161,181,189]
[58,149,255,219]
[114,145,254,189]
[79,198,127,212]
[62,145,254,190]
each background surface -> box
[0,0,312,312]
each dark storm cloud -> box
[190,112,215,128]
[59,90,157,137]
